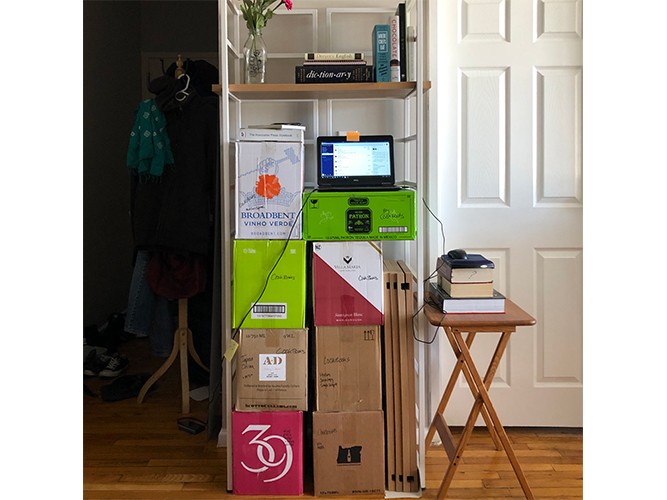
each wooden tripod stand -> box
[137,298,209,414]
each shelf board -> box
[212,81,431,100]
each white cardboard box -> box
[235,141,304,239]
[312,241,384,326]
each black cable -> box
[412,295,446,345]
[407,196,448,344]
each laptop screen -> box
[317,135,395,189]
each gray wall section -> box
[83,0,141,328]
[83,0,217,327]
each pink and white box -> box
[312,241,384,326]
[232,410,303,496]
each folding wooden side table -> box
[423,298,536,499]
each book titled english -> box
[295,64,373,83]
[305,52,365,61]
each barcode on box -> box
[379,226,408,233]
[252,303,287,319]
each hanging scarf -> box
[126,99,174,178]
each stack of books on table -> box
[295,52,373,83]
[429,253,505,313]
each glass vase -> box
[243,29,267,84]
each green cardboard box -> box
[233,240,306,328]
[302,189,416,241]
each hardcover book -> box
[389,15,401,82]
[247,123,306,131]
[407,25,416,81]
[305,52,365,61]
[295,64,373,83]
[303,59,367,66]
[372,24,391,82]
[428,282,505,314]
[395,2,407,81]
[437,275,495,298]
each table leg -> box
[425,331,477,449]
[447,330,535,499]
[435,328,510,498]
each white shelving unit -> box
[217,0,432,491]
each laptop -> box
[316,135,398,191]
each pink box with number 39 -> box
[232,410,304,495]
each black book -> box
[295,64,374,83]
[396,2,407,81]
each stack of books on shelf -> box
[429,252,506,313]
[295,52,372,83]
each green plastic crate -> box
[302,189,416,241]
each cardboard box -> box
[312,241,384,326]
[233,240,306,329]
[235,329,308,412]
[315,326,382,411]
[302,189,416,241]
[235,141,304,239]
[312,411,385,497]
[232,410,303,495]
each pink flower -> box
[284,0,293,9]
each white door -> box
[427,0,583,426]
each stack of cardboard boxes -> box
[230,126,418,496]
[231,128,307,496]
[311,241,386,497]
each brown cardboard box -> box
[312,411,385,497]
[235,328,308,411]
[315,326,382,411]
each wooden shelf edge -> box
[211,81,431,100]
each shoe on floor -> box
[83,349,111,377]
[100,373,151,402]
[99,353,129,378]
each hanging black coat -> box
[130,75,219,257]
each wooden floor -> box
[83,337,582,499]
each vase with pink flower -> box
[240,0,293,83]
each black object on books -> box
[428,282,505,314]
[447,248,468,259]
[436,255,495,283]
[395,2,407,81]
[295,64,373,83]
[441,252,495,269]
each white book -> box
[248,123,306,130]
[389,15,401,82]
[238,127,304,142]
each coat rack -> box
[137,297,209,415]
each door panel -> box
[431,0,583,426]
